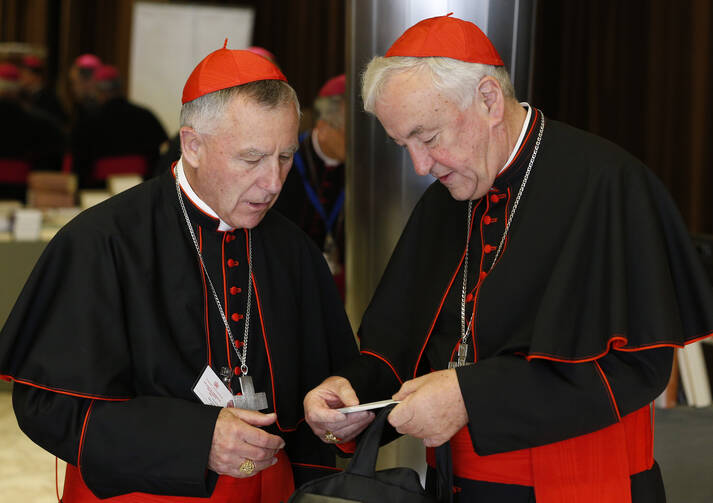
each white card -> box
[337,399,400,414]
[193,366,234,407]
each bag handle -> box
[343,403,454,503]
[343,403,397,478]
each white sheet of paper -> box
[337,399,400,414]
[193,366,234,406]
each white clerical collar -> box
[498,102,532,175]
[175,158,235,231]
[311,129,341,167]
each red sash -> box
[427,405,653,502]
[62,450,294,503]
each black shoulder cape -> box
[356,117,713,382]
[0,169,357,476]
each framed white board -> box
[129,2,255,135]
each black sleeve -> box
[13,383,222,499]
[457,347,672,455]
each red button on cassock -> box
[479,271,487,281]
[484,244,496,253]
[227,259,238,267]
[226,234,236,242]
[230,286,242,295]
[231,313,244,322]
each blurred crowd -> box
[0,48,168,203]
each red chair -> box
[92,155,148,182]
[0,159,32,184]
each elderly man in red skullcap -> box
[1,43,357,502]
[274,74,347,293]
[304,14,713,502]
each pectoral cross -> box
[232,375,268,411]
[448,342,473,369]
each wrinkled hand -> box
[208,408,285,478]
[388,369,468,447]
[304,376,374,443]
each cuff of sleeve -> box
[81,397,221,498]
[335,440,357,454]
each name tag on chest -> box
[193,366,268,410]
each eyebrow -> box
[406,126,424,139]
[240,145,299,157]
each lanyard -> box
[293,132,345,235]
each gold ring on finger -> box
[239,459,256,475]
[324,431,340,443]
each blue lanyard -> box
[292,132,345,234]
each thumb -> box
[335,381,360,407]
[392,380,418,401]
[228,408,278,427]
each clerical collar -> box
[311,129,341,167]
[498,102,532,175]
[175,158,234,232]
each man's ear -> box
[476,76,505,123]
[179,126,202,167]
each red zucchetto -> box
[182,39,287,104]
[318,74,346,97]
[385,13,504,66]
[93,65,119,82]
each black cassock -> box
[338,110,713,502]
[0,168,357,499]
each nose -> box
[259,158,283,195]
[408,144,435,176]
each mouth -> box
[246,199,272,210]
[437,172,452,183]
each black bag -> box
[287,405,448,503]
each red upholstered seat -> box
[92,155,148,181]
[0,159,32,184]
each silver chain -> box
[175,175,253,376]
[459,114,545,347]
[460,200,472,342]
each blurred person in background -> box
[67,53,101,123]
[0,62,65,202]
[70,64,168,189]
[274,74,346,295]
[18,53,68,127]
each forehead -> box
[374,70,459,140]
[210,95,298,143]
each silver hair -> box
[180,79,300,134]
[313,94,345,129]
[361,56,516,114]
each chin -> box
[446,185,475,202]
